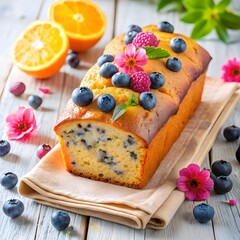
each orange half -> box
[49,0,107,52]
[11,20,69,79]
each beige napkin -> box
[19,77,239,229]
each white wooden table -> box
[0,0,239,239]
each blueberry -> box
[124,31,138,45]
[127,25,142,33]
[28,95,42,109]
[51,210,70,231]
[214,176,233,194]
[140,92,157,110]
[97,54,114,67]
[3,199,24,218]
[111,72,130,87]
[0,140,11,156]
[149,72,165,89]
[223,125,240,142]
[193,203,214,223]
[170,37,187,53]
[9,82,26,96]
[166,57,182,72]
[211,160,232,176]
[99,62,118,78]
[97,94,116,112]
[37,144,52,159]
[66,52,80,68]
[0,172,18,189]
[72,87,93,106]
[236,145,240,163]
[157,21,174,33]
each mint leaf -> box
[127,93,138,106]
[215,25,230,43]
[219,11,240,29]
[157,0,185,13]
[181,10,204,23]
[112,104,128,122]
[191,19,215,39]
[144,47,170,60]
[217,0,231,12]
[183,0,209,10]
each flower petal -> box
[185,190,196,201]
[125,43,136,58]
[39,87,51,94]
[176,176,189,191]
[195,190,210,201]
[115,53,127,67]
[128,65,143,75]
[135,48,148,65]
[188,163,200,176]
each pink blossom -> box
[39,87,51,94]
[176,163,214,201]
[115,43,148,75]
[221,57,240,82]
[225,199,238,206]
[5,106,38,141]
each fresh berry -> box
[223,125,240,142]
[127,25,142,33]
[28,95,43,109]
[99,63,118,78]
[157,21,174,33]
[0,172,18,189]
[97,54,114,67]
[132,32,160,48]
[51,210,70,231]
[111,72,130,87]
[149,72,165,89]
[0,140,11,156]
[9,82,26,96]
[124,31,138,45]
[210,172,217,182]
[214,176,233,194]
[66,52,80,68]
[97,94,116,113]
[130,71,151,93]
[72,87,93,107]
[211,160,232,176]
[170,37,187,53]
[3,199,24,218]
[236,145,240,163]
[37,144,52,159]
[193,203,214,223]
[140,92,157,110]
[166,57,182,72]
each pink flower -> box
[115,43,148,75]
[176,163,214,201]
[221,57,240,82]
[224,199,238,206]
[5,106,38,141]
[39,87,51,94]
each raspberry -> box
[132,32,160,48]
[130,71,151,93]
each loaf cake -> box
[54,23,211,189]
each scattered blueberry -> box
[166,57,182,72]
[37,144,52,159]
[99,63,118,78]
[170,37,187,53]
[157,21,174,33]
[97,94,116,112]
[3,199,24,218]
[124,31,138,45]
[127,24,142,33]
[72,87,93,107]
[211,160,232,176]
[149,72,165,89]
[193,203,214,223]
[97,54,114,67]
[140,92,157,110]
[9,82,26,96]
[28,95,42,109]
[223,125,240,142]
[0,140,11,156]
[51,210,70,231]
[236,145,240,163]
[66,52,80,68]
[214,176,233,194]
[0,172,18,189]
[111,72,130,87]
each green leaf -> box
[112,104,128,122]
[127,93,138,106]
[215,25,230,43]
[207,0,215,8]
[216,0,231,12]
[219,10,240,29]
[157,0,173,11]
[144,47,170,59]
[191,19,215,39]
[157,0,185,12]
[181,10,204,23]
[183,0,209,10]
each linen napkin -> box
[19,77,239,229]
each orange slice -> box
[11,20,69,79]
[49,0,107,52]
